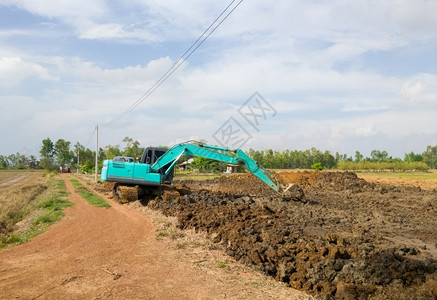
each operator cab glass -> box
[113,156,134,163]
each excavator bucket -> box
[281,183,307,203]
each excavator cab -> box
[140,147,174,184]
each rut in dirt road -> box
[0,174,308,299]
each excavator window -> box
[140,147,174,184]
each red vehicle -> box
[60,165,71,173]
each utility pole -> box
[95,124,99,183]
[77,149,80,175]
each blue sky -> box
[1,0,437,158]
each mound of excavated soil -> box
[152,171,437,299]
[174,171,369,195]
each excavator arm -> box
[151,142,305,202]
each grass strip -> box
[69,178,110,208]
[0,176,74,249]
[359,172,437,179]
[336,161,430,172]
[174,174,221,181]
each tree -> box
[422,145,437,169]
[72,142,84,169]
[29,155,38,168]
[311,162,324,171]
[122,137,142,159]
[104,145,122,160]
[404,152,423,162]
[80,159,95,174]
[72,144,97,173]
[39,138,57,170]
[0,155,8,169]
[17,153,28,169]
[54,139,72,165]
[192,156,225,173]
[322,151,336,168]
[7,153,17,167]
[248,149,264,166]
[354,151,363,163]
[310,147,323,165]
[370,150,388,162]
[40,138,55,160]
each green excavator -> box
[101,141,305,203]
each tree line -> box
[37,136,145,173]
[1,137,436,172]
[247,146,437,170]
[0,153,39,169]
[0,137,145,172]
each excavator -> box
[101,141,305,203]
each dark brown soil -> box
[147,171,437,299]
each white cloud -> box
[0,56,58,88]
[78,22,163,42]
[0,29,34,37]
[400,82,425,99]
[1,0,437,157]
[1,0,108,22]
[398,74,437,110]
[392,0,437,37]
[3,0,437,46]
[0,49,426,155]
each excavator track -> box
[103,182,116,191]
[108,183,192,204]
[115,185,140,203]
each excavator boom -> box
[151,143,281,192]
[101,142,306,202]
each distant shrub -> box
[336,161,430,172]
[311,162,324,171]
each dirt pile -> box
[147,171,437,299]
[175,171,369,195]
[174,174,275,196]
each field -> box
[0,171,44,193]
[0,171,47,238]
[0,171,73,249]
[358,171,437,191]
[1,170,436,299]
[153,170,437,299]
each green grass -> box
[174,174,221,181]
[69,178,110,208]
[37,193,74,211]
[359,172,437,179]
[174,169,223,181]
[215,259,230,270]
[336,161,430,172]
[0,177,74,249]
[33,210,65,226]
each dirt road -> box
[0,174,308,299]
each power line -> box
[102,0,244,128]
[83,127,96,148]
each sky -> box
[1,0,437,159]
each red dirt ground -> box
[0,174,308,299]
[357,174,437,191]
